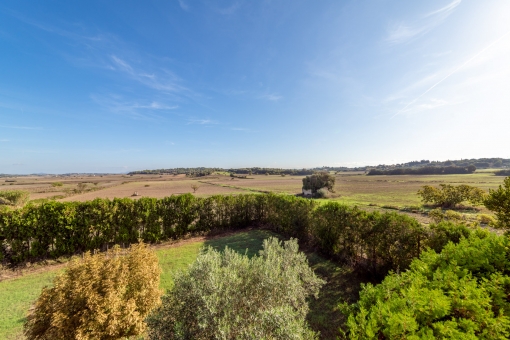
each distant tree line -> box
[495,169,510,176]
[367,165,476,176]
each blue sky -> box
[1,0,509,173]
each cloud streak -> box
[186,119,218,125]
[386,0,461,45]
[0,125,43,130]
[392,30,510,117]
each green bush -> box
[426,221,474,253]
[310,203,425,277]
[418,184,486,208]
[484,176,510,230]
[146,237,324,339]
[51,182,63,187]
[345,232,510,339]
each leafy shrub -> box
[24,242,161,340]
[426,221,474,253]
[345,232,510,339]
[484,176,510,229]
[478,214,495,225]
[310,204,425,277]
[315,188,329,198]
[146,237,324,340]
[428,208,464,223]
[0,190,30,207]
[51,182,63,187]
[418,184,486,208]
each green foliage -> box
[426,221,474,253]
[346,232,510,339]
[302,171,336,194]
[315,188,329,198]
[428,208,464,224]
[146,237,324,340]
[484,177,510,229]
[310,203,425,277]
[368,165,476,175]
[418,184,486,208]
[0,190,30,207]
[0,193,462,281]
[51,182,63,187]
[24,243,162,340]
[478,214,496,225]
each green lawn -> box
[0,229,351,339]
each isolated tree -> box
[484,176,510,229]
[302,172,335,194]
[24,243,162,340]
[191,183,199,193]
[146,237,324,340]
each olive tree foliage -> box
[345,230,510,339]
[484,176,510,229]
[302,171,336,194]
[417,184,486,208]
[146,237,325,340]
[24,243,162,340]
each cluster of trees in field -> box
[495,169,510,176]
[367,165,477,176]
[369,157,510,171]
[128,167,221,177]
[125,157,510,179]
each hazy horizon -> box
[1,0,509,173]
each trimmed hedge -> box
[0,194,464,277]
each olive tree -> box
[146,237,325,340]
[302,172,336,194]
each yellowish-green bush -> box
[478,214,495,225]
[24,242,162,340]
[0,190,30,207]
[51,182,63,187]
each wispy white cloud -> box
[392,31,510,117]
[385,0,461,45]
[178,0,190,11]
[424,0,462,18]
[260,93,283,101]
[217,2,241,15]
[91,94,178,121]
[0,125,43,130]
[109,55,189,95]
[186,119,218,125]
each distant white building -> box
[302,188,312,196]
